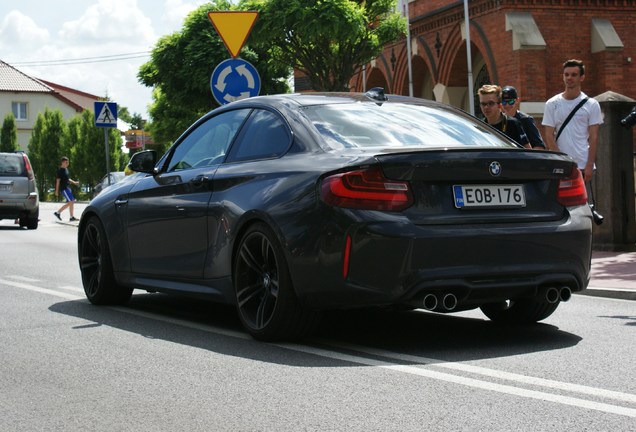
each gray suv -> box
[0,152,39,229]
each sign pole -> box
[464,0,475,116]
[104,128,111,186]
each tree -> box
[27,114,46,191]
[27,109,67,195]
[118,107,146,129]
[69,110,125,190]
[117,106,132,124]
[129,113,146,130]
[242,0,406,91]
[0,113,18,152]
[138,0,290,148]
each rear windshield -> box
[0,154,25,176]
[303,102,518,150]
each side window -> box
[167,109,249,172]
[226,109,291,162]
[12,102,27,121]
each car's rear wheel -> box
[24,208,39,230]
[480,299,560,324]
[233,223,319,341]
[79,216,132,305]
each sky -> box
[0,0,214,119]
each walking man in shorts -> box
[54,156,80,222]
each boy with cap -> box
[501,85,546,149]
[477,84,530,148]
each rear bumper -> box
[0,196,39,219]
[296,206,592,309]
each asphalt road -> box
[0,203,634,431]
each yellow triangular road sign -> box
[207,11,259,58]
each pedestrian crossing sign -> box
[94,101,118,127]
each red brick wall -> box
[349,0,636,106]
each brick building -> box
[347,0,635,122]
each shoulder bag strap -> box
[555,97,589,142]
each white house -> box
[0,60,102,151]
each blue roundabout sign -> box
[210,58,261,105]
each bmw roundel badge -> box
[489,161,502,176]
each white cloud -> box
[0,11,50,52]
[59,0,156,47]
[0,0,211,119]
[161,0,209,32]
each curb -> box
[576,287,636,301]
[55,221,80,227]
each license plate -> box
[453,184,526,208]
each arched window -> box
[474,64,491,117]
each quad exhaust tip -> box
[560,286,572,302]
[545,287,560,304]
[443,293,458,311]
[422,293,457,311]
[422,294,438,311]
[422,287,572,311]
[544,286,572,303]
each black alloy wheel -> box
[79,216,132,305]
[233,223,318,341]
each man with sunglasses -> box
[477,84,530,148]
[501,86,546,149]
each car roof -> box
[225,91,438,109]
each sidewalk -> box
[44,200,86,226]
[586,250,636,301]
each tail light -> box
[21,154,35,181]
[321,166,413,211]
[557,168,588,206]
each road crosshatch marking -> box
[3,277,635,418]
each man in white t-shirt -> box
[542,59,603,181]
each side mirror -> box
[128,150,157,174]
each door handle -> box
[191,175,209,188]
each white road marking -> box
[276,343,636,418]
[3,278,635,418]
[0,278,82,301]
[319,341,636,404]
[59,285,85,293]
[5,275,41,283]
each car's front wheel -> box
[233,223,319,341]
[79,216,132,305]
[480,299,560,324]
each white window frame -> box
[12,102,28,121]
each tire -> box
[26,208,39,230]
[79,216,133,305]
[18,208,39,229]
[233,223,319,341]
[480,299,560,324]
